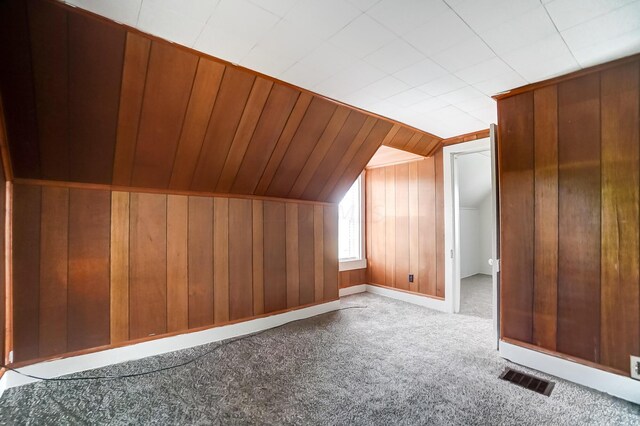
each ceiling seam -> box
[539,0,582,69]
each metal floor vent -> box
[499,368,555,396]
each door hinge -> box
[450,249,454,259]
[495,259,500,272]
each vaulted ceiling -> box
[56,0,640,138]
[0,0,441,202]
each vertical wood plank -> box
[323,205,339,300]
[298,204,315,305]
[39,187,69,357]
[113,33,151,186]
[167,195,189,332]
[67,188,111,352]
[252,200,264,315]
[12,184,41,362]
[557,74,601,362]
[229,199,253,320]
[385,166,396,287]
[600,62,640,372]
[395,164,410,290]
[408,161,420,293]
[110,191,130,343]
[365,168,373,283]
[264,201,287,312]
[286,203,300,308]
[214,198,230,323]
[498,92,534,343]
[418,158,437,296]
[188,196,214,328]
[313,205,324,302]
[434,148,445,298]
[129,192,167,339]
[370,167,386,285]
[533,85,559,351]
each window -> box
[338,174,366,270]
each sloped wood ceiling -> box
[0,0,441,203]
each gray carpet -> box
[1,293,638,425]
[460,274,493,319]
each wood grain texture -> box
[557,74,601,362]
[408,162,419,293]
[599,62,639,371]
[298,204,315,304]
[67,188,111,352]
[38,187,69,357]
[323,205,339,300]
[213,198,230,323]
[369,167,385,285]
[394,164,410,291]
[263,201,287,312]
[252,200,264,315]
[418,158,436,295]
[129,193,167,339]
[229,199,253,320]
[286,203,300,308]
[339,269,367,288]
[12,184,41,362]
[167,195,189,332]
[384,167,396,287]
[188,196,214,328]
[498,92,535,344]
[67,11,125,184]
[113,33,150,186]
[313,205,324,302]
[132,41,198,188]
[110,191,130,343]
[533,86,558,351]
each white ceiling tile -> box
[366,0,449,35]
[368,100,402,119]
[347,0,383,12]
[438,86,484,104]
[454,57,514,85]
[502,33,580,81]
[393,58,447,86]
[313,60,385,97]
[455,96,496,114]
[295,43,356,79]
[479,6,558,55]
[363,39,424,74]
[340,89,383,109]
[284,0,362,39]
[387,89,427,107]
[450,0,540,34]
[137,0,211,47]
[472,70,528,96]
[545,0,636,31]
[329,14,397,57]
[402,9,475,57]
[248,0,299,17]
[571,27,640,67]
[561,1,640,51]
[241,47,299,77]
[140,0,220,22]
[280,61,333,90]
[364,76,411,99]
[409,96,450,114]
[430,36,495,72]
[417,74,467,96]
[66,0,142,25]
[248,20,323,64]
[468,106,498,124]
[194,0,280,63]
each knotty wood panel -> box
[498,92,534,344]
[129,193,167,339]
[12,184,41,362]
[533,86,558,351]
[263,201,287,313]
[213,198,230,323]
[298,204,316,305]
[67,188,111,352]
[167,195,189,332]
[67,11,125,184]
[600,62,640,372]
[188,196,214,328]
[229,199,253,320]
[39,187,69,357]
[557,74,601,362]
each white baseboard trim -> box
[499,340,640,404]
[338,284,367,296]
[340,284,450,313]
[1,300,340,392]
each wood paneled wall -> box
[0,0,441,203]
[365,155,444,298]
[11,183,338,363]
[497,57,640,375]
[0,161,5,365]
[339,269,367,288]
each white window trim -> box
[339,173,366,272]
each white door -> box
[489,124,500,348]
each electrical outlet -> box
[631,355,640,380]
[408,274,414,283]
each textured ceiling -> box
[62,0,640,138]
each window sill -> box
[339,258,367,272]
